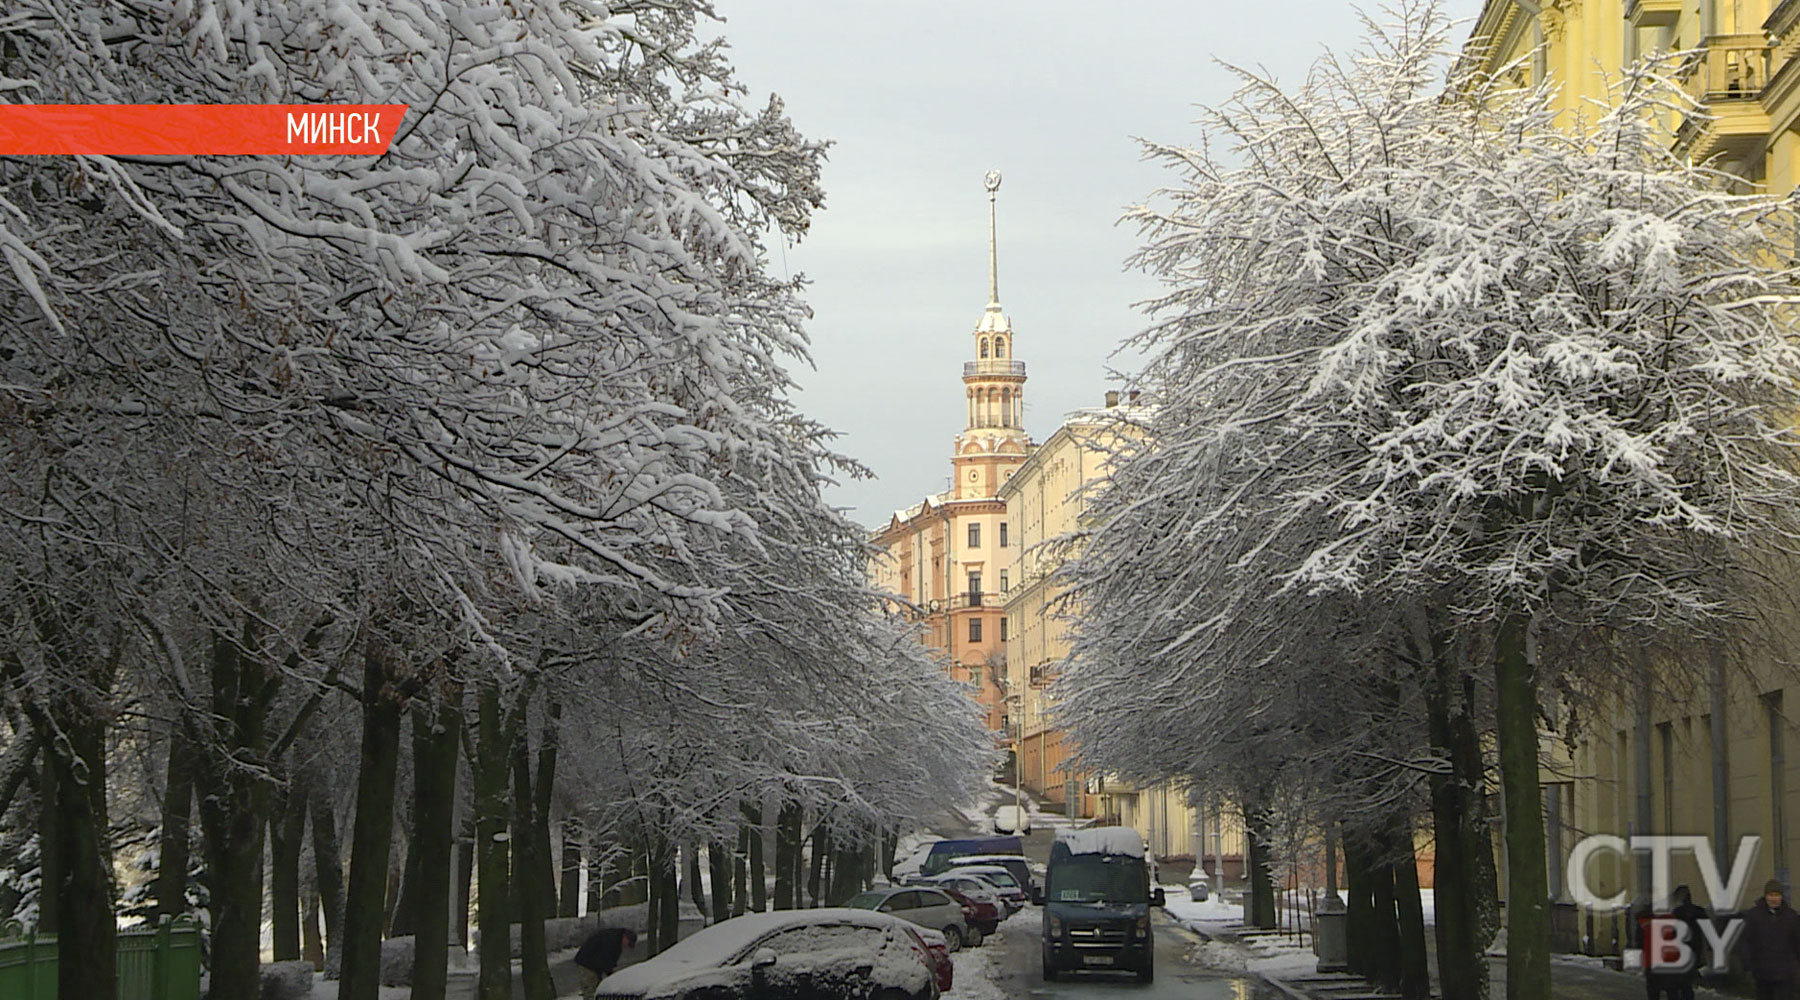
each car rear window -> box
[752,924,885,960]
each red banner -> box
[0,105,410,155]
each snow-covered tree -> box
[1060,4,1800,996]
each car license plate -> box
[1083,955,1114,966]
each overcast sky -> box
[714,1,1485,528]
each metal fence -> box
[0,915,203,1000]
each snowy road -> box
[951,906,1281,1000]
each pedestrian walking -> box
[1669,885,1712,999]
[574,926,638,994]
[1740,879,1800,1000]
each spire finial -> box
[984,170,1002,306]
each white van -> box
[993,804,1032,834]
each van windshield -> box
[1047,856,1146,905]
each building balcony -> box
[1626,0,1681,28]
[1674,35,1772,163]
[964,359,1027,378]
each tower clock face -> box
[968,470,978,481]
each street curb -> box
[1256,973,1313,1000]
[1160,914,1315,999]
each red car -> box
[906,925,955,994]
[940,886,999,941]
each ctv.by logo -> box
[1567,835,1766,972]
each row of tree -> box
[1056,4,1800,999]
[0,2,991,1000]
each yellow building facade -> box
[996,399,1247,869]
[1466,0,1800,952]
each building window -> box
[1000,523,1009,548]
[1000,617,1009,642]
[999,570,1009,592]
[968,571,982,604]
[970,617,983,643]
[971,664,982,687]
[980,338,990,358]
[968,522,981,549]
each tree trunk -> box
[1245,807,1276,929]
[708,840,732,923]
[271,778,308,960]
[1392,820,1431,1000]
[1429,658,1494,1000]
[747,811,766,913]
[1344,838,1373,978]
[687,842,707,917]
[560,820,581,919]
[1494,613,1549,999]
[46,691,116,1000]
[472,681,513,1000]
[154,735,195,920]
[311,783,347,976]
[1366,833,1400,990]
[411,686,462,1000]
[532,703,560,917]
[511,697,555,1000]
[304,888,325,969]
[196,628,275,1000]
[339,644,405,1000]
[806,821,827,908]
[773,802,796,910]
[659,843,679,947]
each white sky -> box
[714,1,1486,528]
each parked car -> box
[918,836,1022,878]
[945,854,1039,901]
[944,865,1028,914]
[993,804,1032,834]
[918,872,1008,923]
[909,926,954,994]
[930,884,999,941]
[890,843,933,883]
[591,907,938,1000]
[845,885,974,952]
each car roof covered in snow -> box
[1053,826,1147,857]
[594,907,905,994]
[948,854,1029,865]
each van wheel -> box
[1136,960,1154,984]
[1041,950,1058,982]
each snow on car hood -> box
[594,907,929,997]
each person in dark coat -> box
[575,926,638,994]
[1668,885,1712,999]
[1740,879,1800,1000]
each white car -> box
[591,907,939,1000]
[943,865,1028,914]
[918,873,1005,912]
[993,805,1032,834]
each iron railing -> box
[963,360,1027,377]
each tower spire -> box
[984,169,1001,306]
